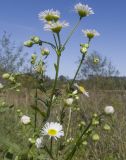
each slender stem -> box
[69,40,91,89]
[50,137,53,154]
[62,18,81,49]
[53,33,58,49]
[42,40,56,49]
[44,145,55,160]
[65,107,72,141]
[69,54,85,89]
[44,54,61,121]
[57,33,61,49]
[34,88,38,131]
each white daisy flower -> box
[74,3,94,18]
[65,98,74,106]
[44,21,69,33]
[74,83,89,97]
[41,122,64,139]
[21,115,31,125]
[35,137,43,149]
[38,9,60,22]
[82,29,100,39]
[104,106,114,115]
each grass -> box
[0,89,126,160]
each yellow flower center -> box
[48,129,57,136]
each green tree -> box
[79,51,119,79]
[0,32,26,73]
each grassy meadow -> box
[0,87,126,160]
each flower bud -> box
[92,134,100,141]
[103,124,111,131]
[24,40,33,47]
[31,54,37,65]
[80,43,89,48]
[93,57,99,64]
[31,36,41,44]
[2,73,10,79]
[41,48,50,56]
[80,47,87,54]
[92,119,99,126]
[29,138,35,144]
[9,76,15,82]
[82,141,88,146]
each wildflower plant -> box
[1,2,115,160]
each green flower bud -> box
[103,124,111,131]
[28,138,35,144]
[80,43,89,48]
[31,54,37,59]
[16,89,20,92]
[2,73,10,79]
[9,76,15,82]
[92,134,100,141]
[41,48,50,56]
[93,58,100,64]
[31,54,37,65]
[92,119,99,126]
[31,36,41,44]
[80,47,87,54]
[17,109,21,113]
[24,40,33,47]
[82,141,88,146]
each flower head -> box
[21,115,31,125]
[35,137,43,149]
[104,106,114,115]
[39,9,60,22]
[41,122,64,139]
[74,83,89,97]
[82,29,100,39]
[44,21,69,33]
[74,3,94,18]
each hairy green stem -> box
[50,137,53,154]
[69,54,85,89]
[44,145,55,160]
[42,40,56,49]
[62,18,82,49]
[69,40,91,89]
[45,54,60,121]
[53,33,58,49]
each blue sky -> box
[0,0,126,78]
